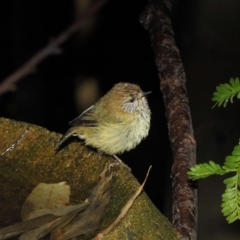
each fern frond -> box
[212,78,240,108]
[221,169,240,223]
[188,161,226,180]
[223,145,240,170]
[188,143,240,223]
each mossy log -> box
[0,117,178,239]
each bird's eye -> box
[129,98,135,103]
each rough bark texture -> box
[140,1,197,239]
[0,117,178,240]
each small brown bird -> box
[55,82,151,156]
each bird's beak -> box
[142,91,151,97]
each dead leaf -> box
[53,165,112,240]
[97,165,152,237]
[21,182,70,221]
[0,202,89,240]
[0,214,57,240]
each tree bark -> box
[140,1,197,239]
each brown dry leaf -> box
[97,165,152,237]
[19,220,59,240]
[0,181,89,240]
[53,165,112,240]
[0,214,58,240]
[0,203,89,240]
[0,166,112,240]
[21,182,71,221]
[19,202,89,240]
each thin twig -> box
[0,0,108,96]
[97,165,152,237]
[140,1,197,239]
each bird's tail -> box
[55,128,74,150]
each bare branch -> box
[0,0,108,96]
[140,1,197,239]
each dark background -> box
[1,1,240,239]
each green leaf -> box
[224,175,237,185]
[212,78,240,108]
[222,193,234,201]
[223,160,238,169]
[232,145,240,155]
[237,92,240,99]
[190,143,240,223]
[227,215,238,224]
[226,211,238,223]
[230,78,237,87]
[188,161,226,180]
[221,171,240,223]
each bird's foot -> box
[108,155,131,171]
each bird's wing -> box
[69,105,98,127]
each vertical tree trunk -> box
[140,1,197,239]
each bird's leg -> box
[108,155,131,171]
